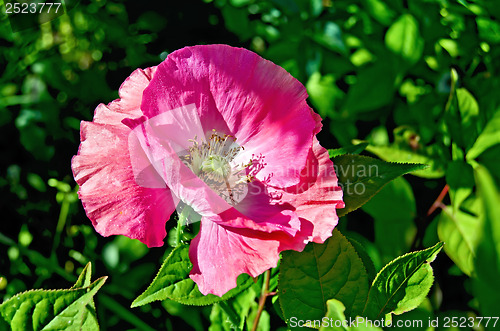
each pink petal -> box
[128,111,302,234]
[189,139,343,296]
[213,180,301,235]
[126,110,232,216]
[189,217,311,296]
[280,137,345,243]
[141,45,319,188]
[71,67,176,247]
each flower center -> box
[201,155,232,180]
[180,130,253,204]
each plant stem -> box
[251,269,271,331]
[175,205,190,246]
[51,195,71,260]
[426,184,449,216]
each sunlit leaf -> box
[456,88,480,150]
[477,17,500,43]
[320,299,348,331]
[209,289,256,331]
[466,109,500,161]
[71,263,100,331]
[363,242,443,319]
[472,165,500,317]
[306,72,342,118]
[385,14,424,66]
[363,0,395,26]
[328,142,369,158]
[445,87,480,151]
[319,299,382,331]
[437,208,479,276]
[362,144,445,179]
[0,274,106,331]
[131,244,253,307]
[71,262,93,289]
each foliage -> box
[0,263,106,330]
[1,0,500,329]
[132,244,254,308]
[280,229,369,325]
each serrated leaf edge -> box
[40,277,107,331]
[362,242,443,319]
[278,228,370,326]
[131,245,188,308]
[131,245,252,308]
[335,154,427,217]
[0,276,107,308]
[0,276,107,329]
[71,262,93,289]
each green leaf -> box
[477,17,500,43]
[456,88,479,149]
[446,161,474,211]
[280,229,369,329]
[306,72,342,118]
[385,14,424,66]
[439,38,460,58]
[333,154,426,217]
[319,299,383,331]
[209,303,235,331]
[362,144,445,178]
[389,298,433,331]
[472,165,500,317]
[310,22,347,55]
[466,109,500,161]
[71,263,100,330]
[132,244,254,307]
[363,242,443,319]
[209,289,256,331]
[363,0,395,26]
[209,286,271,331]
[345,232,383,273]
[0,276,107,331]
[362,178,417,264]
[329,142,369,158]
[342,62,396,114]
[437,207,479,276]
[345,236,377,283]
[445,87,480,151]
[71,262,93,289]
[220,6,251,40]
[477,144,500,184]
[320,299,348,331]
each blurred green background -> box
[1,0,500,329]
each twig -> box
[426,184,449,216]
[251,269,271,331]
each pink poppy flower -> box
[72,45,344,296]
